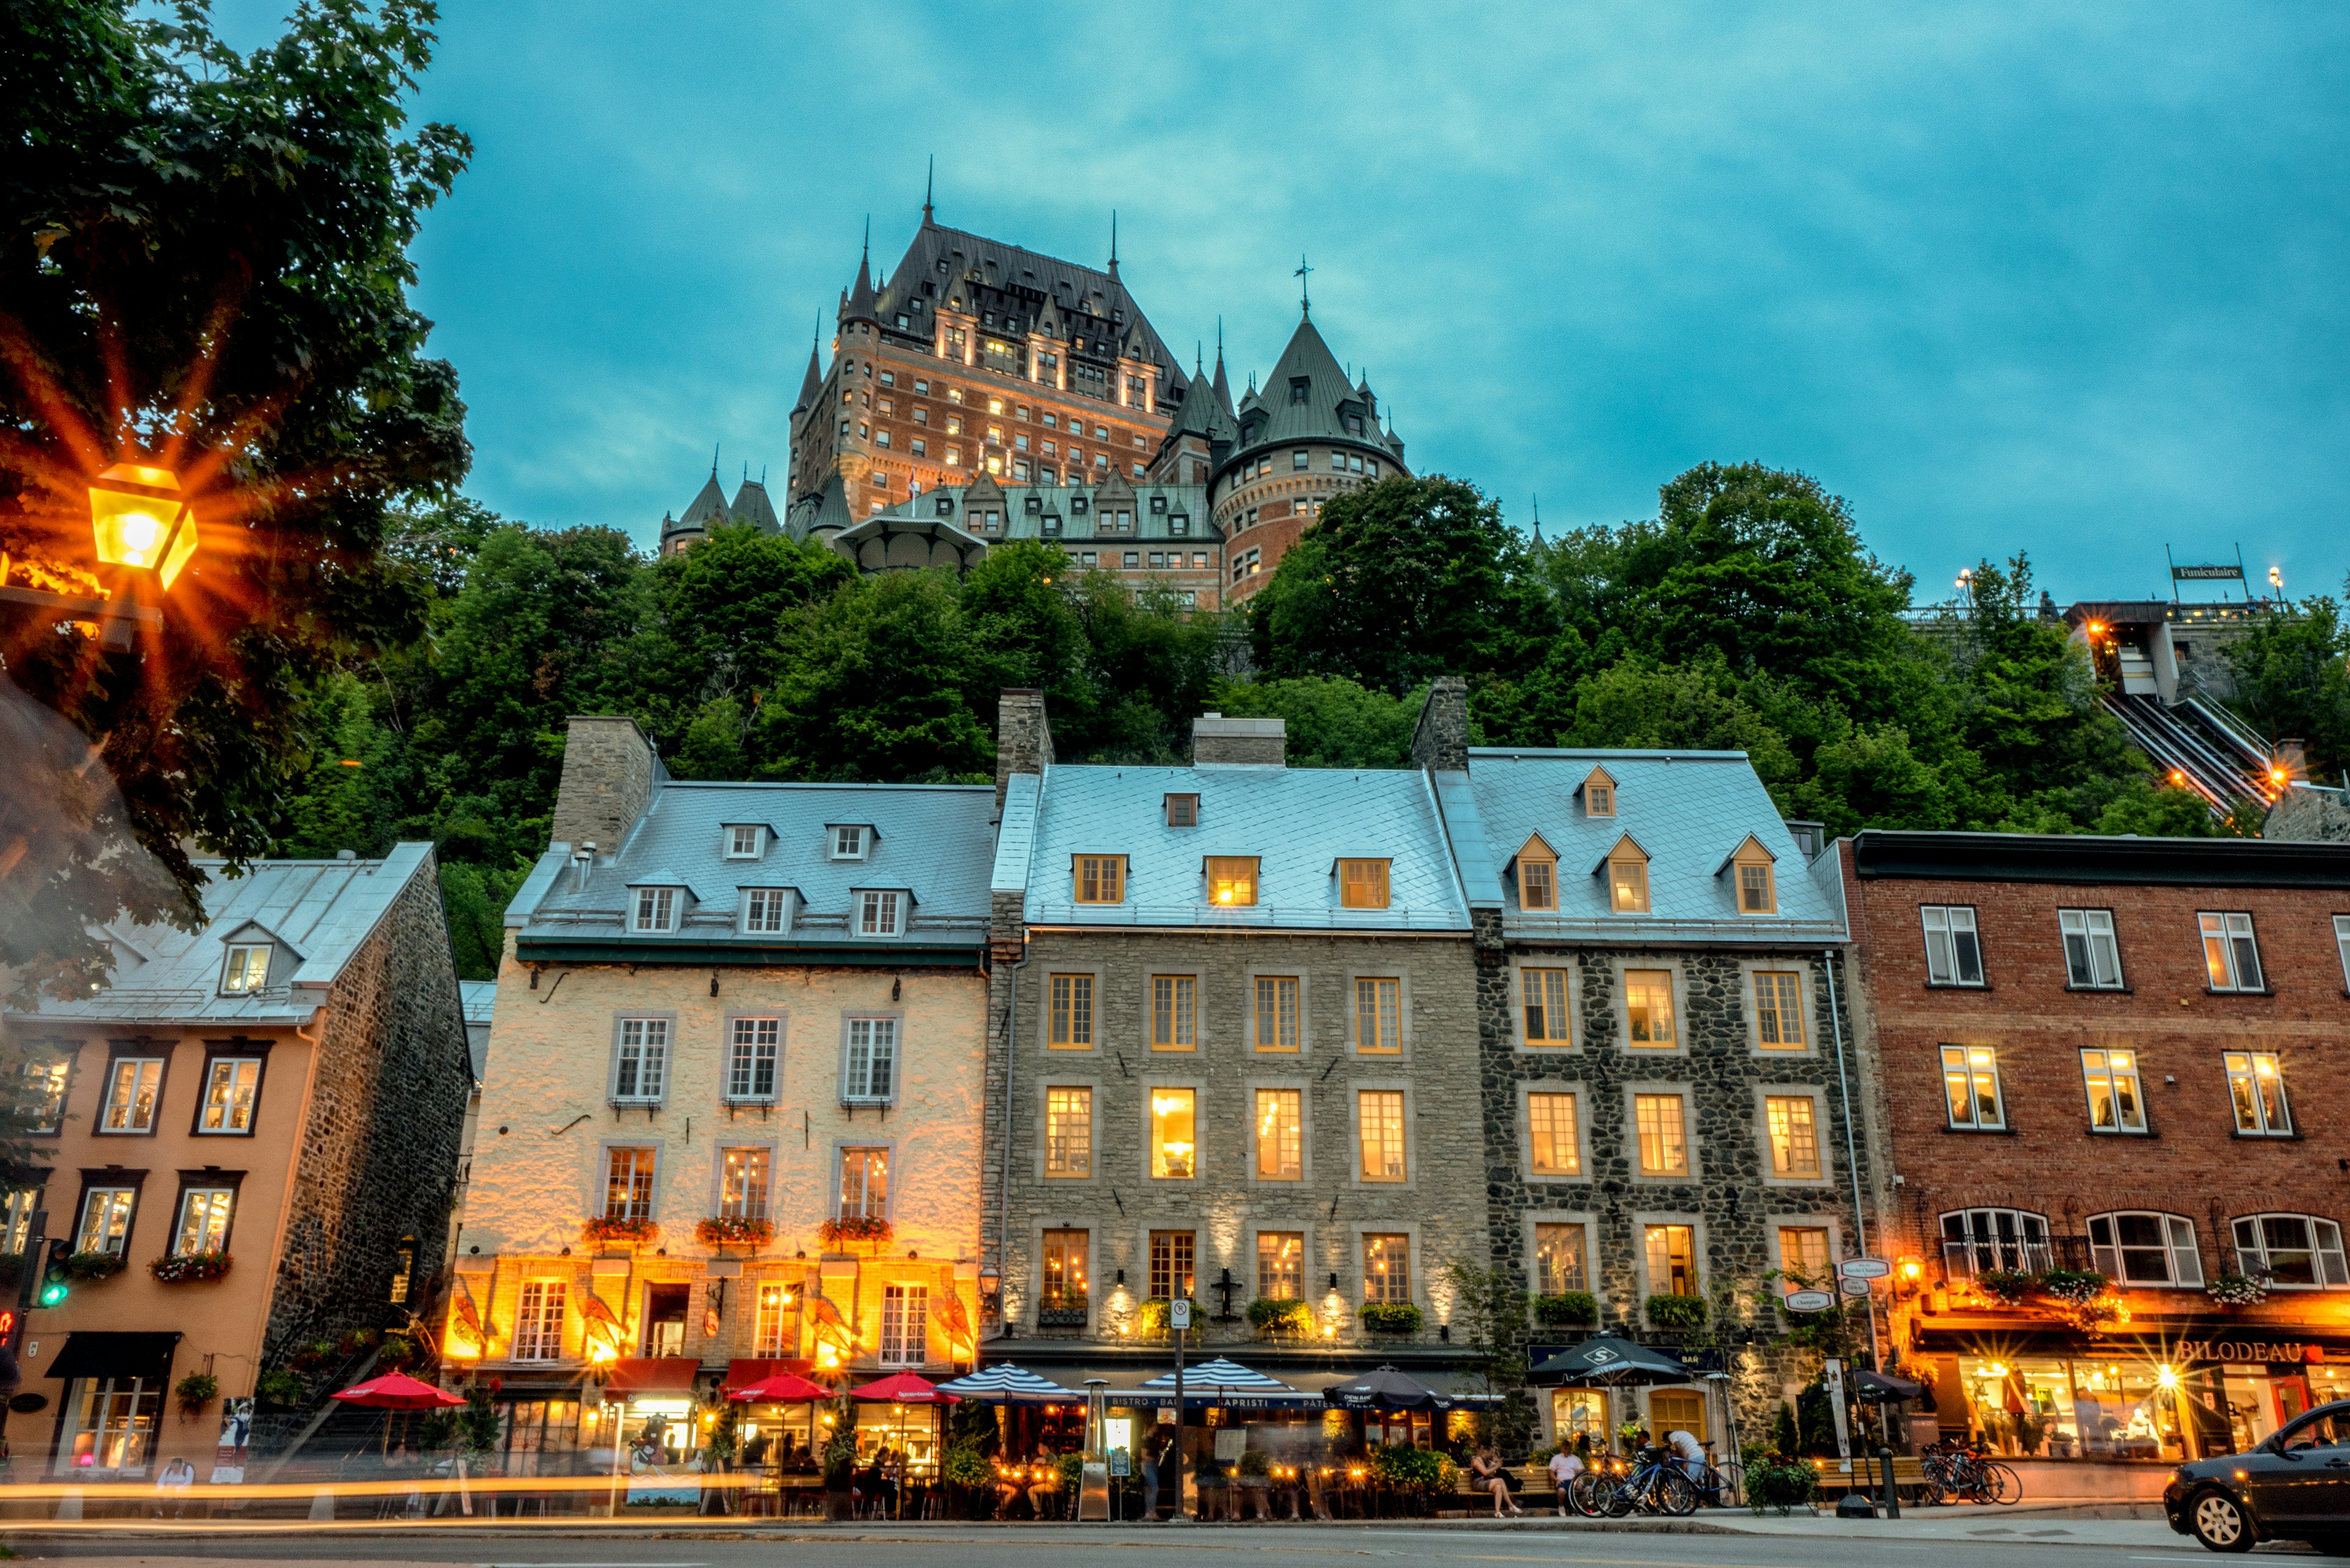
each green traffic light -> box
[39,1277,67,1307]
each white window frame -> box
[739,887,793,936]
[724,1015,781,1104]
[830,825,872,861]
[723,824,766,861]
[2232,1214,2350,1290]
[2058,908,2124,989]
[855,889,905,938]
[599,1143,658,1222]
[76,1186,138,1255]
[610,1016,671,1106]
[219,943,271,995]
[716,1144,774,1221]
[630,886,682,935]
[2335,915,2350,991]
[196,1056,262,1135]
[2201,912,2265,992]
[513,1279,568,1362]
[840,1015,900,1105]
[173,1186,234,1255]
[1920,905,1985,986]
[1939,1207,2051,1276]
[1939,1043,2005,1130]
[2225,1050,2292,1136]
[98,1056,164,1135]
[836,1143,892,1220]
[2087,1211,2203,1288]
[880,1283,928,1367]
[2079,1047,2148,1133]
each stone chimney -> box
[996,689,1055,811]
[550,715,658,851]
[1409,675,1469,772]
[1193,714,1285,767]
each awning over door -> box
[47,1332,181,1384]
[600,1357,700,1397]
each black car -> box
[2166,1400,2350,1553]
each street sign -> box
[1169,1298,1192,1331]
[1784,1289,1835,1312]
[1838,1258,1892,1280]
[1109,1446,1132,1478]
[1840,1276,1874,1297]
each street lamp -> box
[89,461,198,587]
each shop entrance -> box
[643,1285,690,1357]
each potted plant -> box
[375,1332,419,1373]
[2209,1272,2269,1308]
[1644,1293,1708,1332]
[1532,1291,1598,1327]
[1136,1297,1198,1336]
[149,1249,232,1283]
[818,1215,891,1252]
[1247,1297,1312,1337]
[2038,1268,2117,1331]
[694,1215,775,1249]
[1971,1268,2037,1305]
[60,1250,127,1282]
[255,1369,304,1408]
[1359,1301,1424,1334]
[1742,1442,1818,1515]
[944,1436,995,1520]
[174,1372,218,1419]
[822,1426,858,1520]
[583,1216,658,1246]
[289,1340,338,1373]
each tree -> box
[759,571,990,782]
[2223,593,2350,783]
[0,0,471,997]
[1204,676,1423,768]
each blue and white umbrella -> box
[1130,1357,1310,1407]
[934,1363,1081,1404]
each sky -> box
[222,2,2350,607]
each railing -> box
[1941,1238,2055,1278]
[1026,902,1464,931]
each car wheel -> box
[2188,1488,2255,1553]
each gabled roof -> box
[1506,831,1557,868]
[1713,834,1777,876]
[218,917,304,961]
[1587,831,1651,876]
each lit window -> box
[1940,1207,2050,1275]
[1253,976,1300,1052]
[513,1280,567,1362]
[1634,1094,1688,1176]
[1255,1089,1302,1180]
[173,1187,233,1255]
[1764,1096,1821,1178]
[2232,1214,2349,1289]
[1151,1089,1197,1179]
[1363,1234,1411,1303]
[718,1146,770,1219]
[1624,970,1676,1045]
[1516,842,1556,910]
[2059,909,2123,988]
[1045,1087,1092,1178]
[1357,1089,1406,1181]
[220,944,270,994]
[1049,973,1094,1049]
[15,1050,72,1135]
[1354,977,1401,1053]
[1534,1224,1587,1294]
[856,890,903,936]
[1527,1092,1580,1174]
[838,1146,889,1219]
[1753,971,1805,1048]
[1042,1230,1089,1315]
[1920,906,1985,985]
[1338,859,1390,909]
[725,1017,780,1102]
[1257,1231,1304,1299]
[1644,1224,1697,1296]
[1204,857,1258,906]
[946,447,962,467]
[631,887,679,933]
[99,1057,163,1133]
[2226,1051,2291,1135]
[1608,853,1649,913]
[198,1057,261,1133]
[2087,1212,2202,1286]
[1521,968,1572,1046]
[1149,1230,1195,1299]
[612,1018,669,1104]
[1151,976,1197,1051]
[1940,1044,2004,1130]
[2080,1048,2145,1132]
[2201,913,2264,991]
[753,1282,793,1355]
[741,887,791,935]
[1074,855,1125,905]
[602,1146,655,1221]
[75,1187,136,1255]
[841,1018,897,1103]
[1778,1225,1831,1294]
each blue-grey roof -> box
[1005,763,1469,931]
[7,844,442,1026]
[884,480,1219,547]
[1458,749,1846,943]
[511,778,997,951]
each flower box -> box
[581,1216,658,1245]
[1359,1301,1423,1334]
[1644,1293,1707,1331]
[818,1215,891,1250]
[60,1250,127,1282]
[1532,1291,1598,1327]
[694,1216,774,1249]
[2209,1272,2269,1308]
[149,1250,232,1284]
[1248,1297,1313,1337]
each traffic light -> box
[37,1244,67,1309]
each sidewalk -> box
[1706,1503,2193,1551]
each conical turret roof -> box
[731,478,781,534]
[794,342,824,414]
[1231,316,1390,457]
[1210,347,1232,414]
[1165,357,1238,444]
[841,245,879,326]
[679,472,730,528]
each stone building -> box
[1838,829,2350,1465]
[452,716,991,1465]
[980,690,1490,1404]
[2,846,470,1479]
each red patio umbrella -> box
[729,1372,838,1404]
[847,1371,957,1403]
[332,1372,465,1409]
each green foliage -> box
[1532,1292,1598,1326]
[1207,676,1424,767]
[1439,1259,1534,1450]
[1643,1293,1708,1331]
[1359,1301,1425,1333]
[701,1400,739,1466]
[1370,1443,1449,1491]
[438,859,531,980]
[1770,1403,1799,1458]
[174,1372,218,1412]
[943,1436,994,1486]
[255,1369,304,1407]
[2224,594,2350,782]
[1246,1297,1311,1334]
[761,572,990,780]
[1136,1297,1197,1335]
[458,1383,501,1457]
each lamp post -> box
[88,462,198,588]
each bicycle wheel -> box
[1988,1462,2022,1504]
[1654,1469,1698,1517]
[1568,1469,1609,1518]
[1603,1474,1639,1518]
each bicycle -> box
[1572,1447,1696,1518]
[1920,1439,2021,1506]
[1690,1455,1742,1510]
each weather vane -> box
[1296,255,1312,318]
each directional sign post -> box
[1838,1258,1892,1282]
[1784,1288,1835,1313]
[1840,1277,1874,1297]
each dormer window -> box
[1164,793,1199,828]
[1581,767,1616,818]
[831,826,872,861]
[724,824,766,860]
[856,890,905,937]
[1205,857,1258,907]
[1075,856,1126,905]
[740,887,794,935]
[220,943,271,995]
[1514,836,1557,912]
[1720,836,1777,914]
[1338,859,1390,909]
[632,887,682,933]
[1599,836,1651,914]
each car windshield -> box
[2278,1411,2348,1452]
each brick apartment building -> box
[1839,830,2350,1465]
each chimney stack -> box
[1192,714,1285,767]
[996,689,1055,810]
[550,715,658,852]
[1410,675,1469,772]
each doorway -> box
[644,1283,690,1357]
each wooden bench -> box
[1808,1455,1927,1498]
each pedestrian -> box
[1470,1446,1523,1517]
[1140,1435,1160,1521]
[1663,1427,1705,1484]
[1546,1442,1583,1517]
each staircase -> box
[2100,693,2277,813]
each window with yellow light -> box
[1150,1089,1196,1179]
[1204,857,1258,906]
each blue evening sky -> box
[222,2,2350,606]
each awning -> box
[1528,1334,1695,1387]
[723,1357,813,1393]
[600,1357,700,1397]
[47,1332,181,1385]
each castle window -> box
[912,406,927,424]
[911,439,926,456]
[946,447,962,467]
[1013,461,1030,482]
[1289,377,1309,405]
[1293,449,1310,471]
[1349,454,1364,472]
[1330,452,1346,471]
[914,379,928,394]
[1170,513,1188,535]
[875,430,891,447]
[1151,495,1167,512]
[947,386,964,403]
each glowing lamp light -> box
[89,463,198,587]
[1899,1258,1922,1281]
[2157,1364,2179,1389]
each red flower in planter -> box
[582,1217,658,1245]
[149,1250,233,1284]
[694,1217,775,1249]
[818,1215,892,1250]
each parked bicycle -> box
[1569,1447,1698,1517]
[1920,1438,2021,1505]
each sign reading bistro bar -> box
[2174,1341,2328,1364]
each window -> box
[1151,976,1197,1051]
[1634,1094,1689,1176]
[1644,1224,1698,1296]
[754,1283,794,1356]
[602,1147,655,1221]
[1516,847,1557,911]
[2201,913,2264,991]
[1778,1225,1832,1293]
[1940,1208,2051,1275]
[831,825,871,860]
[1253,976,1300,1052]
[1049,974,1095,1048]
[1583,778,1614,817]
[1764,1096,1822,1179]
[60,1378,160,1474]
[1920,906,1985,985]
[15,1049,72,1134]
[1257,1231,1304,1299]
[389,1240,414,1304]
[1205,857,1257,906]
[1045,1087,1092,1178]
[2226,1051,2291,1135]
[842,1018,898,1103]
[197,1056,261,1133]
[2232,1214,2349,1289]
[2,1189,41,1253]
[1737,860,1775,914]
[1527,1092,1580,1175]
[881,1284,928,1367]
[2080,1048,2146,1132]
[631,887,679,933]
[1149,1230,1195,1300]
[1075,856,1125,903]
[2089,1212,2203,1286]
[1292,448,1310,468]
[725,1017,779,1102]
[1330,859,1393,911]
[1163,793,1198,827]
[1608,853,1650,913]
[2059,909,2123,988]
[219,944,270,994]
[718,1146,770,1219]
[742,887,791,935]
[612,1018,669,1104]
[173,1187,233,1255]
[838,1146,889,1219]
[1940,1044,2004,1129]
[1753,972,1805,1048]
[2337,915,2350,990]
[1363,1234,1411,1303]
[1624,970,1676,1045]
[76,1187,136,1255]
[856,890,903,936]
[1357,1089,1407,1181]
[1534,1224,1587,1294]
[1522,968,1572,1045]
[1042,1230,1089,1312]
[99,1056,163,1133]
[1151,1089,1196,1178]
[1256,1089,1302,1179]
[1354,978,1401,1053]
[513,1280,567,1362]
[946,446,961,466]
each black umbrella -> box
[1527,1334,1695,1387]
[1849,1367,1924,1401]
[1323,1364,1453,1411]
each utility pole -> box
[1169,1297,1190,1521]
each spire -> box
[711,442,719,479]
[793,326,822,414]
[843,222,879,325]
[1211,318,1232,414]
[1531,495,1543,543]
[1295,254,1313,319]
[1108,209,1119,280]
[923,155,934,225]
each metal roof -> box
[884,480,1220,547]
[1229,316,1405,468]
